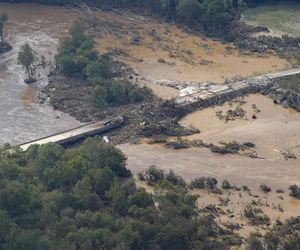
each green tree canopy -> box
[17,43,37,82]
[177,0,202,23]
[0,137,243,249]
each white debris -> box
[103,136,109,143]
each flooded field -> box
[242,3,300,37]
[119,94,300,236]
[181,94,300,159]
[119,94,300,189]
[119,141,300,190]
[0,3,80,145]
[136,177,300,238]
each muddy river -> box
[0,3,80,145]
[242,2,300,37]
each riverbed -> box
[0,3,81,145]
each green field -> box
[242,3,300,37]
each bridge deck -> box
[266,68,300,79]
[175,67,300,105]
[18,116,124,151]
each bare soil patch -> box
[88,9,290,98]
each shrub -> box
[246,234,264,250]
[260,184,271,193]
[157,58,166,63]
[289,184,300,199]
[165,170,186,188]
[244,205,270,225]
[144,165,165,186]
[190,177,222,193]
[91,79,153,110]
[221,180,232,189]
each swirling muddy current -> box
[0,3,81,145]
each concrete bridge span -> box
[17,116,124,151]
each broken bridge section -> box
[266,68,300,79]
[174,67,300,107]
[17,116,124,151]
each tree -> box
[0,210,15,247]
[17,43,37,83]
[201,0,234,31]
[157,224,189,250]
[144,165,164,186]
[3,230,54,250]
[177,0,202,23]
[91,167,115,199]
[90,85,108,110]
[0,181,30,217]
[55,21,98,78]
[0,13,8,43]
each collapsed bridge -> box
[17,116,124,151]
[173,67,300,109]
[15,67,300,151]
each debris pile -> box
[0,42,12,53]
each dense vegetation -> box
[55,22,152,110]
[3,0,300,37]
[246,216,300,250]
[0,137,239,250]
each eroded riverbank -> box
[90,8,290,97]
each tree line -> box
[0,139,299,249]
[2,0,300,37]
[0,137,239,250]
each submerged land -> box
[1,1,300,249]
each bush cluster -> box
[138,166,187,188]
[55,22,153,110]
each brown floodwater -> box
[0,3,81,145]
[181,94,300,159]
[118,95,300,190]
